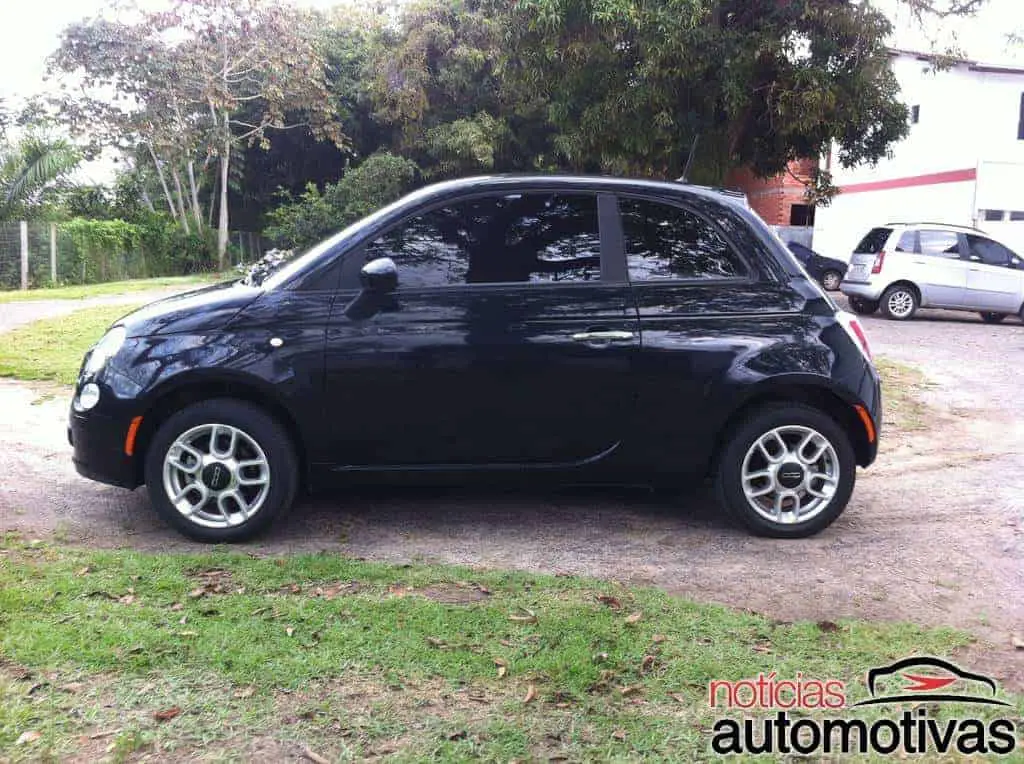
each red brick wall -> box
[725,159,817,225]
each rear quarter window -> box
[854,228,893,254]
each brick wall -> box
[725,159,817,225]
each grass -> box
[0,274,227,303]
[0,304,144,385]
[874,357,933,432]
[0,538,1019,762]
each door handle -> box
[572,330,634,342]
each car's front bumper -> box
[840,281,884,301]
[68,406,141,489]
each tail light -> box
[836,310,872,360]
[870,250,886,274]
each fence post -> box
[50,223,57,284]
[19,221,29,290]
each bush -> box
[264,152,419,250]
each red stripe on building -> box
[840,168,977,194]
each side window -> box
[965,234,1013,267]
[894,231,916,252]
[917,230,960,259]
[620,197,745,281]
[363,194,601,288]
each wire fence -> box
[0,221,270,291]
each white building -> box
[813,50,1024,261]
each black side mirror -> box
[360,257,398,294]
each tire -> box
[880,284,918,320]
[714,404,856,538]
[821,270,842,291]
[144,398,299,542]
[979,312,1007,324]
[848,297,879,315]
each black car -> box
[69,175,881,542]
[786,241,848,291]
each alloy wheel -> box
[885,289,915,319]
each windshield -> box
[854,227,892,254]
[255,192,422,290]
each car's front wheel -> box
[144,398,299,542]
[979,312,1007,324]
[821,270,842,291]
[714,404,855,538]
[847,297,879,315]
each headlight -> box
[84,325,127,375]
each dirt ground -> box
[1,295,1021,686]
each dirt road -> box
[1,296,1021,685]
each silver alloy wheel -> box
[740,425,840,525]
[886,289,915,318]
[162,423,271,528]
[822,271,841,291]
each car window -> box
[620,197,745,281]
[854,227,892,254]
[362,193,601,288]
[965,234,1014,266]
[894,231,916,252]
[917,230,960,258]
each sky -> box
[0,0,1021,183]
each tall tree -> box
[0,134,80,221]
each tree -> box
[50,0,347,267]
[0,134,80,221]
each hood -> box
[115,280,264,337]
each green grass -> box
[0,304,143,385]
[0,274,227,303]
[875,356,933,432]
[0,539,1018,762]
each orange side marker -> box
[124,416,143,456]
[853,405,876,444]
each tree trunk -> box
[218,135,231,269]
[146,144,179,221]
[140,188,156,212]
[171,166,191,235]
[186,160,203,230]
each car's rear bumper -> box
[840,281,884,301]
[69,407,141,490]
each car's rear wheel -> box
[880,285,918,320]
[847,297,879,315]
[979,312,1007,324]
[144,398,298,542]
[714,404,855,538]
[821,270,842,291]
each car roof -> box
[883,222,987,234]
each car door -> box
[321,190,640,468]
[962,234,1024,312]
[912,229,969,308]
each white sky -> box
[0,0,1021,183]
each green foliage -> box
[0,135,81,221]
[265,152,419,249]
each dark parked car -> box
[69,175,881,542]
[787,241,848,291]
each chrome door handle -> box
[572,330,634,342]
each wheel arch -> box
[709,379,874,475]
[131,371,307,485]
[882,279,922,305]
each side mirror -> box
[1011,257,1022,269]
[360,257,398,293]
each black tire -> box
[979,312,1007,324]
[714,404,856,538]
[821,270,842,291]
[880,284,919,320]
[848,297,879,315]
[144,398,299,542]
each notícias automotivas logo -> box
[852,656,1012,708]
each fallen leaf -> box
[233,686,255,699]
[178,615,187,625]
[301,746,330,764]
[477,585,491,595]
[669,692,688,703]
[118,594,136,606]
[620,685,641,696]
[652,634,667,643]
[187,587,205,599]
[596,595,622,610]
[495,658,508,678]
[1012,635,1024,650]
[817,620,839,633]
[523,684,537,704]
[625,611,642,625]
[509,607,538,624]
[426,636,446,647]
[75,566,91,577]
[170,602,184,611]
[612,729,626,741]
[285,626,295,637]
[16,730,42,745]
[752,641,772,653]
[61,682,84,693]
[153,707,181,722]
[497,665,507,678]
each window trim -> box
[340,188,617,293]
[611,192,757,286]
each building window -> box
[911,104,920,124]
[982,209,1005,221]
[789,204,815,226]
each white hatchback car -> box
[840,223,1024,322]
